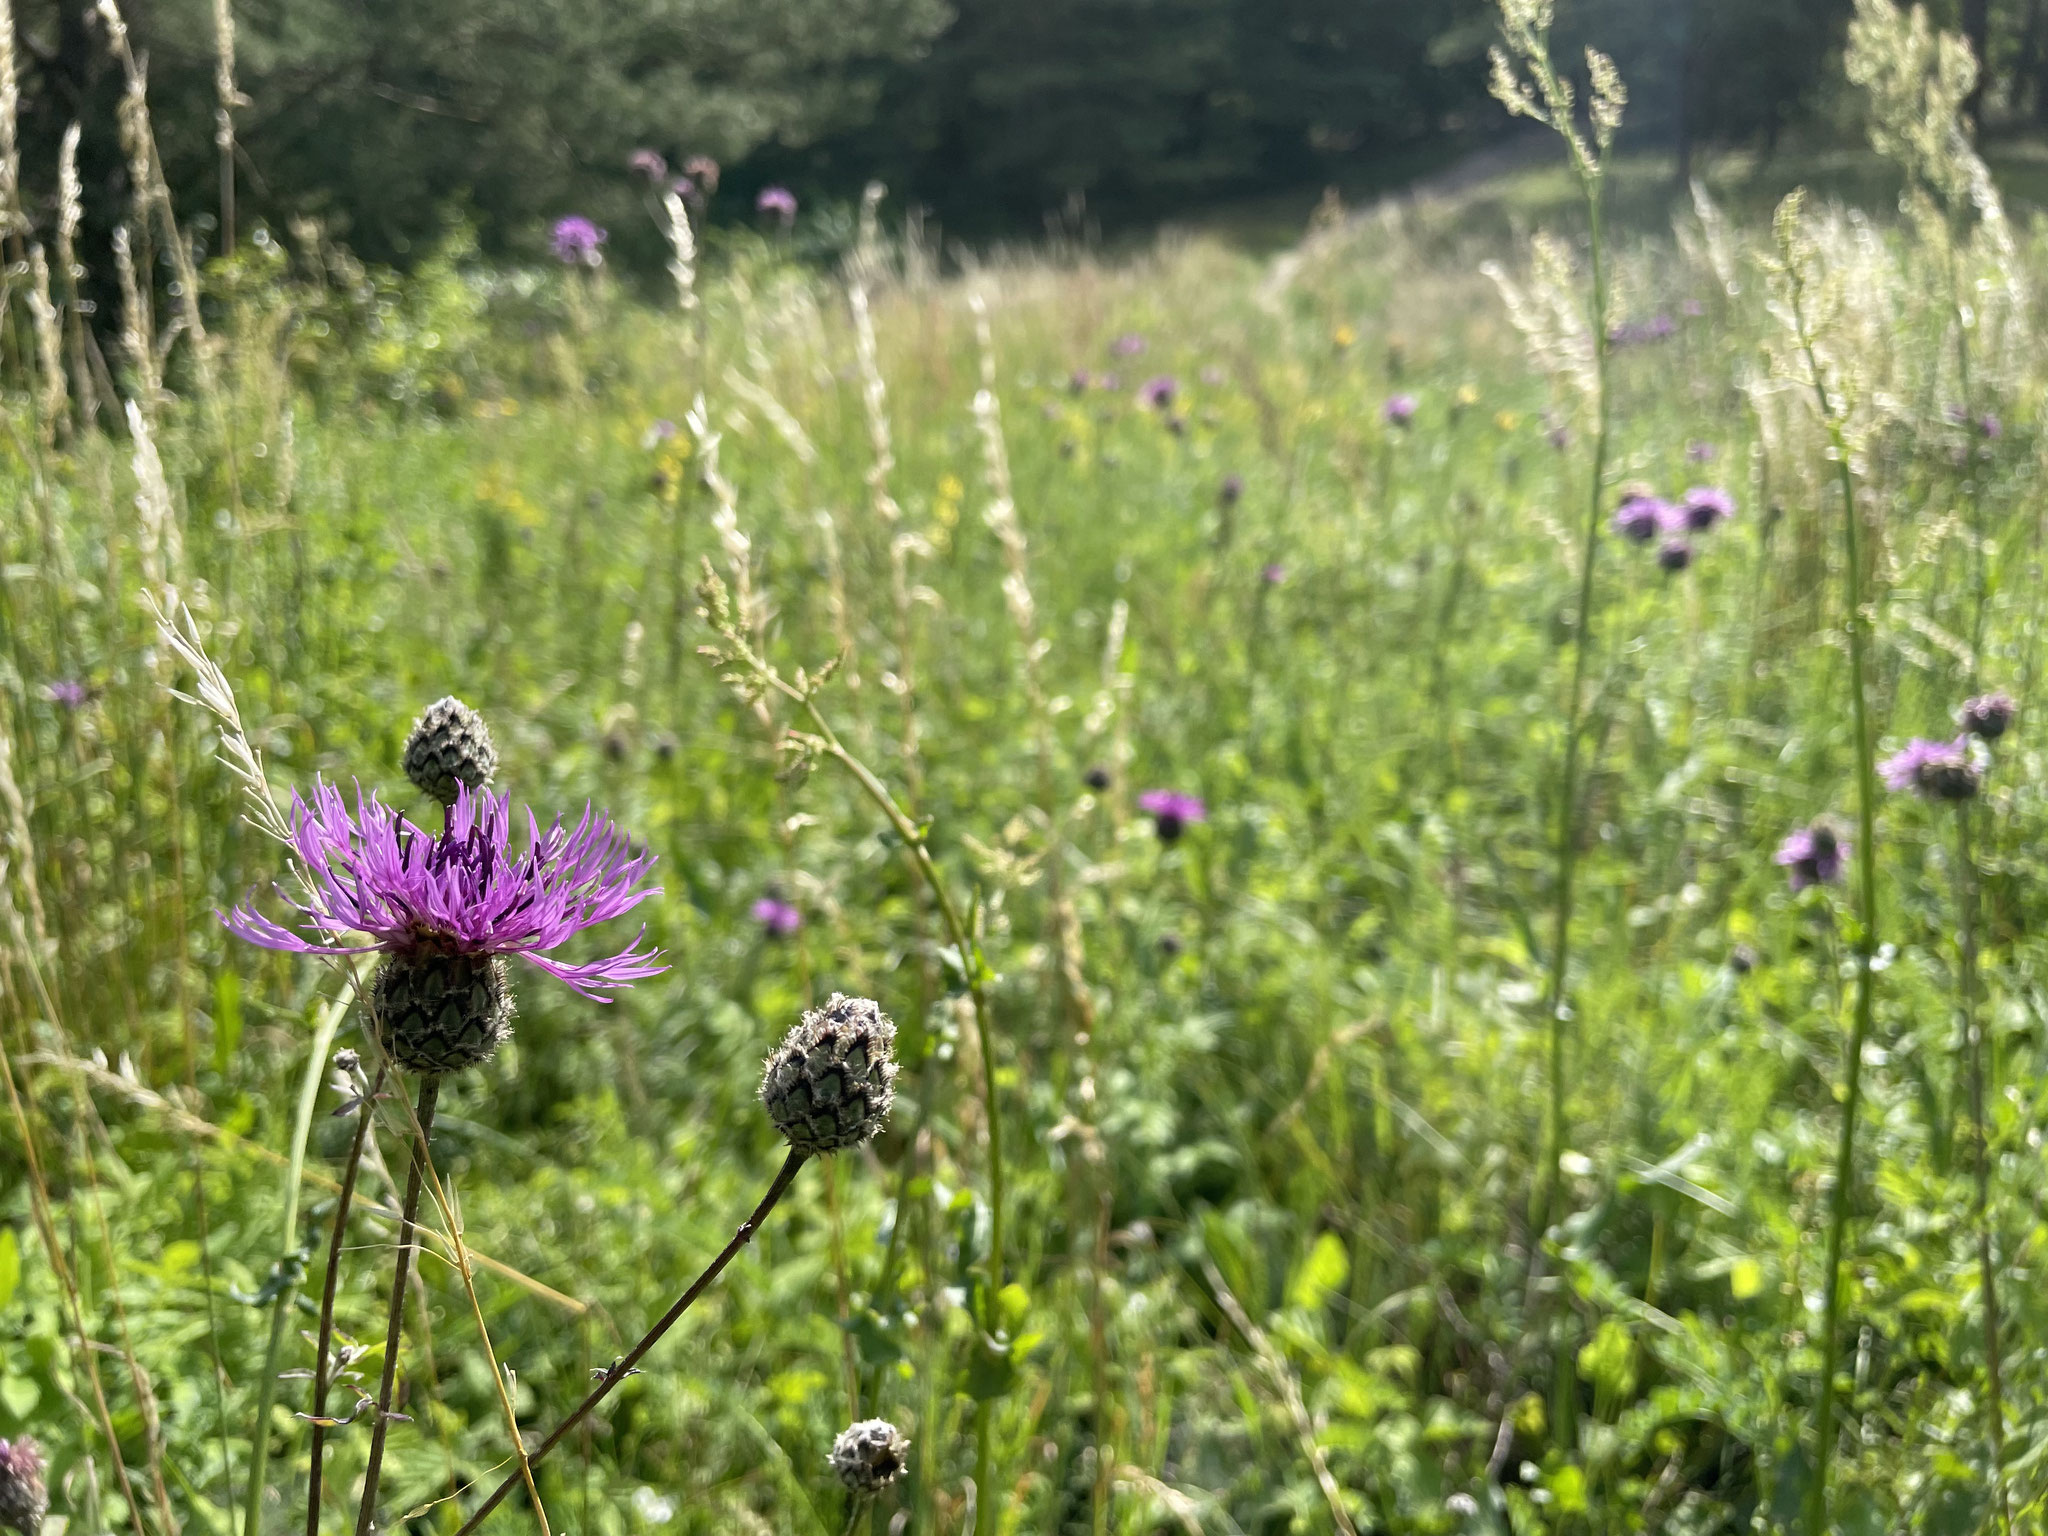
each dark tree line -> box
[10,0,2048,268]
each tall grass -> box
[3,2,2048,1530]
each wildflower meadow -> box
[10,0,2048,1532]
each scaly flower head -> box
[1138,790,1207,843]
[1881,736,1981,800]
[1776,819,1849,890]
[551,216,606,266]
[1957,691,2016,740]
[1680,485,1735,531]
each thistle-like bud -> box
[1958,691,2016,741]
[761,994,897,1155]
[0,1438,47,1536]
[829,1419,910,1493]
[373,951,514,1077]
[403,696,498,807]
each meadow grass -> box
[7,20,2048,1531]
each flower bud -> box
[403,696,498,807]
[761,994,897,1155]
[829,1419,910,1493]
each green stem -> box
[802,697,1005,1308]
[1955,803,2010,1532]
[1539,104,1613,1247]
[974,1400,996,1536]
[353,1074,442,1536]
[1791,274,1882,1536]
[245,991,348,1536]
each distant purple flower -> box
[1547,424,1572,451]
[1958,691,2016,740]
[1881,736,1981,801]
[756,185,798,225]
[629,149,668,181]
[1200,365,1227,386]
[1687,441,1717,463]
[1260,563,1286,585]
[1111,333,1147,358]
[1382,394,1418,428]
[1682,299,1706,318]
[1657,537,1694,573]
[1613,495,1672,543]
[752,897,802,938]
[671,175,699,204]
[1100,372,1121,392]
[1138,790,1206,844]
[1219,473,1244,506]
[643,418,678,449]
[1776,820,1848,891]
[1140,375,1178,410]
[1679,486,1735,531]
[1068,369,1092,395]
[684,155,721,194]
[1980,412,2003,440]
[224,780,665,1000]
[45,680,88,708]
[551,216,607,266]
[1609,315,1676,347]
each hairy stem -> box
[452,1150,809,1536]
[305,1063,386,1536]
[353,1074,442,1536]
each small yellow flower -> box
[1456,383,1480,408]
[1495,411,1522,432]
[937,473,964,502]
[1333,324,1357,350]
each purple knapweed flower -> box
[1547,424,1573,451]
[1609,315,1676,347]
[0,1435,46,1536]
[1200,365,1227,386]
[1261,563,1286,585]
[551,216,607,266]
[45,680,88,708]
[756,185,798,225]
[1110,333,1147,358]
[1657,537,1694,572]
[752,897,802,938]
[1687,440,1717,463]
[1219,473,1244,506]
[1776,820,1849,891]
[629,149,668,181]
[1382,394,1418,428]
[642,418,678,450]
[1100,372,1121,392]
[1682,298,1706,318]
[1679,486,1735,531]
[1958,691,2016,740]
[1138,790,1206,844]
[1068,369,1092,395]
[1613,495,1672,543]
[1140,375,1178,410]
[684,155,721,194]
[1881,736,1982,801]
[1980,412,2003,440]
[223,780,665,1000]
[671,175,699,203]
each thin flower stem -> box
[353,1074,442,1536]
[798,698,1005,1305]
[1954,803,2010,1532]
[1789,273,1883,1536]
[451,1149,810,1536]
[305,1062,387,1536]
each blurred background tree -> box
[20,0,2048,268]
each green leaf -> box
[0,1227,18,1311]
[0,1376,36,1421]
[1576,1317,1636,1400]
[1286,1231,1350,1311]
